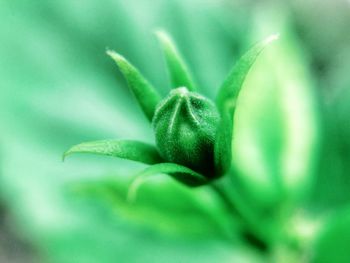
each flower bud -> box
[152,87,220,178]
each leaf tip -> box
[264,33,280,45]
[62,147,74,162]
[106,49,126,64]
[154,29,168,40]
[62,151,69,162]
[126,175,146,204]
[154,29,175,50]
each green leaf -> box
[127,163,208,193]
[63,139,163,165]
[214,34,279,177]
[107,50,162,122]
[214,111,233,176]
[155,30,197,91]
[310,86,350,210]
[0,2,268,263]
[66,175,238,242]
[231,17,319,211]
[312,208,350,263]
[216,34,279,112]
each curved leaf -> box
[67,175,238,242]
[231,21,319,211]
[107,50,162,122]
[127,163,208,201]
[312,208,350,263]
[156,30,197,91]
[214,110,233,176]
[63,139,163,165]
[216,34,279,112]
[214,34,279,177]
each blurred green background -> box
[1,0,350,262]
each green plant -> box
[63,30,279,249]
[64,31,278,184]
[3,1,350,262]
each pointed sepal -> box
[127,163,208,202]
[107,50,162,122]
[156,30,197,91]
[63,139,163,165]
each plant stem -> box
[210,179,272,251]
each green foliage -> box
[68,176,235,240]
[216,34,279,112]
[214,110,233,176]
[2,1,350,263]
[215,34,279,176]
[64,139,163,165]
[63,31,280,256]
[311,86,350,211]
[66,33,275,188]
[156,30,197,91]
[312,208,350,263]
[107,50,161,122]
[127,163,208,197]
[231,19,319,212]
[58,27,289,261]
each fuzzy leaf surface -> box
[64,140,163,165]
[156,30,197,91]
[107,50,161,122]
[214,111,233,176]
[129,163,208,191]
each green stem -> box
[210,179,272,251]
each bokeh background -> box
[1,0,350,262]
